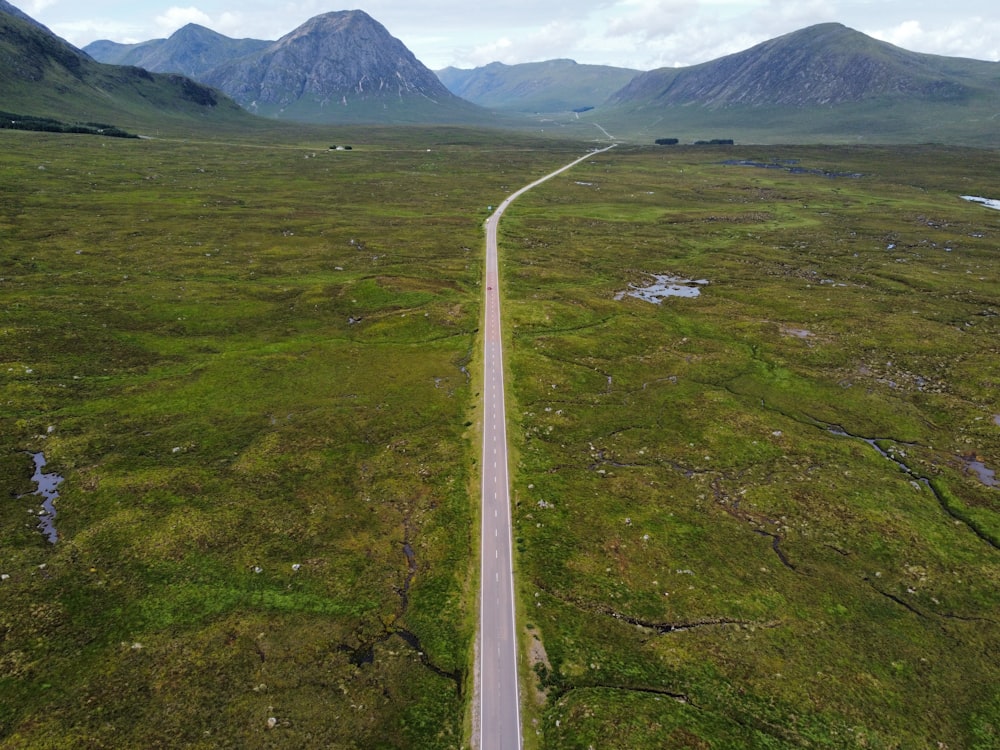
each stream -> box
[825,426,998,549]
[338,534,462,691]
[28,452,63,544]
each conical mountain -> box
[201,9,487,123]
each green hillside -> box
[0,6,253,134]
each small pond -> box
[963,457,998,488]
[961,195,1000,211]
[29,453,63,544]
[616,274,709,303]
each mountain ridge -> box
[85,23,270,79]
[0,2,251,132]
[11,1,1000,143]
[437,59,639,112]
[607,23,998,108]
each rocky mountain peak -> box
[202,9,456,114]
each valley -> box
[1,2,998,747]
[1,129,997,748]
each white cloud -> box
[213,12,248,38]
[605,0,701,40]
[24,0,1000,68]
[51,18,149,45]
[457,20,585,66]
[155,6,212,34]
[870,18,1000,61]
[27,0,59,13]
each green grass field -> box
[1,130,998,748]
[500,144,1000,748]
[0,127,591,748]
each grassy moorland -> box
[499,144,1000,748]
[0,126,590,749]
[2,128,998,750]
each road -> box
[477,145,616,750]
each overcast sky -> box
[17,0,1000,71]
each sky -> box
[16,0,1000,71]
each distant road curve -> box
[475,144,617,750]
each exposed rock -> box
[201,11,459,113]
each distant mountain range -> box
[437,59,639,113]
[83,24,270,80]
[84,10,492,125]
[4,0,998,143]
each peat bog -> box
[1,131,998,749]
[0,127,583,748]
[499,144,999,748]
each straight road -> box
[477,145,616,750]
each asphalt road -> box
[477,145,616,750]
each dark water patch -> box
[395,629,462,688]
[753,529,796,571]
[723,159,863,178]
[599,605,757,635]
[338,629,461,690]
[340,640,376,666]
[962,456,997,487]
[867,580,929,619]
[558,683,696,707]
[26,453,63,544]
[337,530,461,692]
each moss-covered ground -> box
[501,144,999,749]
[2,131,998,749]
[0,127,585,748]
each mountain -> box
[0,2,250,132]
[84,24,270,80]
[88,10,492,125]
[84,37,160,64]
[608,23,999,108]
[591,23,1000,145]
[1,0,55,34]
[437,59,639,112]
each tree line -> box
[655,138,734,146]
[0,112,138,138]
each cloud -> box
[155,6,213,34]
[605,0,701,40]
[29,0,1000,69]
[26,0,59,13]
[51,18,149,46]
[596,0,837,68]
[213,12,248,38]
[456,20,585,66]
[870,18,1000,61]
